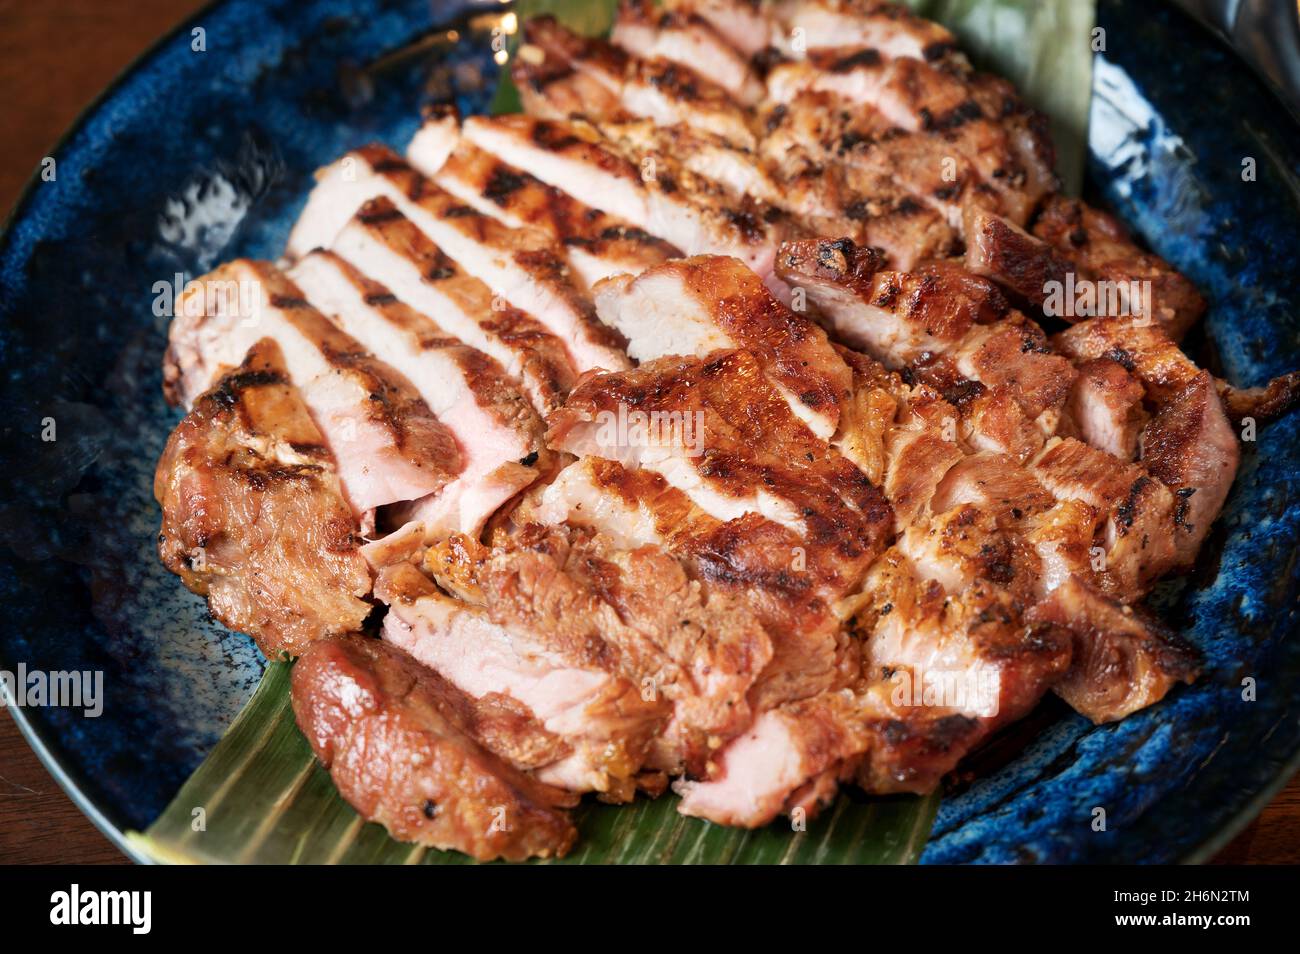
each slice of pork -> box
[377,561,667,801]
[407,118,679,288]
[163,259,461,514]
[154,339,371,659]
[1026,576,1201,723]
[288,250,550,537]
[285,144,629,372]
[292,634,577,861]
[592,255,851,439]
[461,114,784,285]
[327,197,577,415]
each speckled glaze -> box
[0,0,1296,864]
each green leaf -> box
[130,662,938,865]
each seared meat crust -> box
[291,634,577,860]
[155,339,372,658]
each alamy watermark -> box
[889,666,1001,718]
[1,664,103,718]
[592,403,706,457]
[152,272,263,326]
[1042,273,1152,324]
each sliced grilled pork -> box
[964,204,1075,309]
[766,50,972,131]
[665,0,779,57]
[1031,437,1178,600]
[611,0,765,105]
[949,316,1075,423]
[155,339,371,659]
[431,524,773,775]
[287,250,550,537]
[520,15,758,148]
[1139,371,1239,569]
[291,634,577,860]
[522,455,873,708]
[461,115,784,283]
[777,237,1073,429]
[548,350,892,541]
[764,52,1056,233]
[285,145,629,372]
[768,0,963,63]
[326,198,576,415]
[678,609,1065,826]
[758,96,959,266]
[596,118,783,209]
[378,560,666,800]
[1054,316,1300,425]
[164,259,461,514]
[406,115,679,288]
[831,345,901,483]
[592,255,851,438]
[1026,576,1201,723]
[776,237,1006,366]
[1033,195,1205,340]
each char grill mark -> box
[164,259,463,515]
[287,144,630,372]
[461,114,785,285]
[407,120,680,288]
[520,15,758,149]
[611,0,766,106]
[288,250,553,540]
[327,197,577,416]
[155,339,372,659]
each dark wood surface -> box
[0,0,1296,866]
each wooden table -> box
[0,0,1296,866]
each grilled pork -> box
[155,339,371,659]
[286,145,630,372]
[591,255,851,438]
[164,259,462,515]
[521,15,759,149]
[327,197,577,415]
[407,117,680,288]
[378,557,667,799]
[288,250,552,539]
[461,115,785,284]
[611,1,766,105]
[292,634,577,860]
[150,0,1296,858]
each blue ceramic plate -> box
[1,0,1297,864]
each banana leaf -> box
[130,662,938,864]
[132,0,1095,865]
